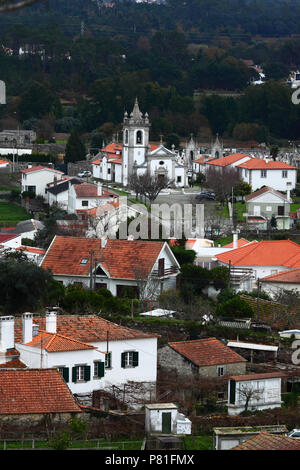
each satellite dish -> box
[0,81,6,104]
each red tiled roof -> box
[25,330,97,352]
[245,186,287,202]
[238,159,297,170]
[73,183,114,198]
[0,359,26,369]
[41,235,165,280]
[0,368,82,415]
[260,267,300,284]
[223,238,253,248]
[207,153,251,167]
[0,233,19,243]
[168,337,247,367]
[16,246,46,254]
[229,372,284,381]
[216,240,300,267]
[21,165,64,174]
[14,315,159,343]
[232,432,300,450]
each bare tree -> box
[129,171,174,203]
[205,166,242,204]
[132,262,162,301]
[238,383,264,412]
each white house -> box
[216,239,300,291]
[21,165,64,199]
[145,403,191,436]
[40,235,180,298]
[206,153,253,172]
[245,186,292,230]
[0,233,22,248]
[0,312,159,406]
[237,159,297,192]
[260,267,300,297]
[227,372,283,416]
[67,182,116,215]
[47,177,82,210]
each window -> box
[125,129,129,144]
[217,366,225,377]
[82,200,88,207]
[105,352,112,369]
[282,170,288,178]
[72,365,90,383]
[108,168,111,174]
[80,258,88,265]
[158,258,165,277]
[177,176,182,183]
[261,170,267,178]
[217,392,225,400]
[136,130,143,145]
[93,361,105,378]
[121,351,139,368]
[57,366,69,383]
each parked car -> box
[288,429,300,438]
[195,191,215,200]
[77,170,91,178]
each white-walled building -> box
[47,177,82,210]
[40,236,180,297]
[67,182,116,215]
[21,166,64,199]
[0,312,159,405]
[260,267,300,297]
[237,159,297,191]
[145,403,191,436]
[227,372,283,416]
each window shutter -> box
[121,352,126,368]
[106,353,111,369]
[84,365,91,382]
[72,366,77,383]
[133,351,139,367]
[63,367,69,383]
[98,362,105,378]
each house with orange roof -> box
[215,239,300,291]
[0,311,159,406]
[67,181,117,215]
[47,176,82,210]
[245,186,292,230]
[232,431,300,450]
[21,165,65,199]
[237,158,297,191]
[40,235,180,297]
[0,368,82,422]
[260,267,300,297]
[206,153,253,172]
[158,337,247,380]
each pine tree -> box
[65,130,86,164]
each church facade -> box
[92,99,189,188]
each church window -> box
[190,151,194,160]
[159,161,164,165]
[177,176,182,183]
[136,130,143,144]
[125,130,128,144]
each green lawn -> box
[290,203,300,212]
[181,435,214,450]
[0,201,29,226]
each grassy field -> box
[181,435,214,450]
[0,201,29,226]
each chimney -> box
[0,316,15,351]
[232,231,238,249]
[46,311,57,334]
[97,182,103,196]
[101,236,107,248]
[22,312,33,344]
[287,189,291,202]
[128,234,134,241]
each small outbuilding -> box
[145,403,191,436]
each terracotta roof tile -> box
[233,432,300,450]
[0,359,26,369]
[25,330,97,352]
[260,267,300,284]
[21,165,64,174]
[168,337,247,367]
[216,240,300,267]
[207,153,251,167]
[0,368,82,415]
[41,235,165,279]
[229,372,285,381]
[14,315,158,343]
[245,186,287,202]
[73,183,114,198]
[238,159,297,170]
[223,238,253,248]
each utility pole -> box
[89,250,94,290]
[256,278,261,322]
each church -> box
[92,99,189,188]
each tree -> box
[0,258,53,313]
[215,295,254,319]
[238,383,264,413]
[234,181,252,200]
[64,130,86,164]
[129,171,174,203]
[205,166,242,204]
[18,81,62,121]
[165,133,180,149]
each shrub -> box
[215,295,254,318]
